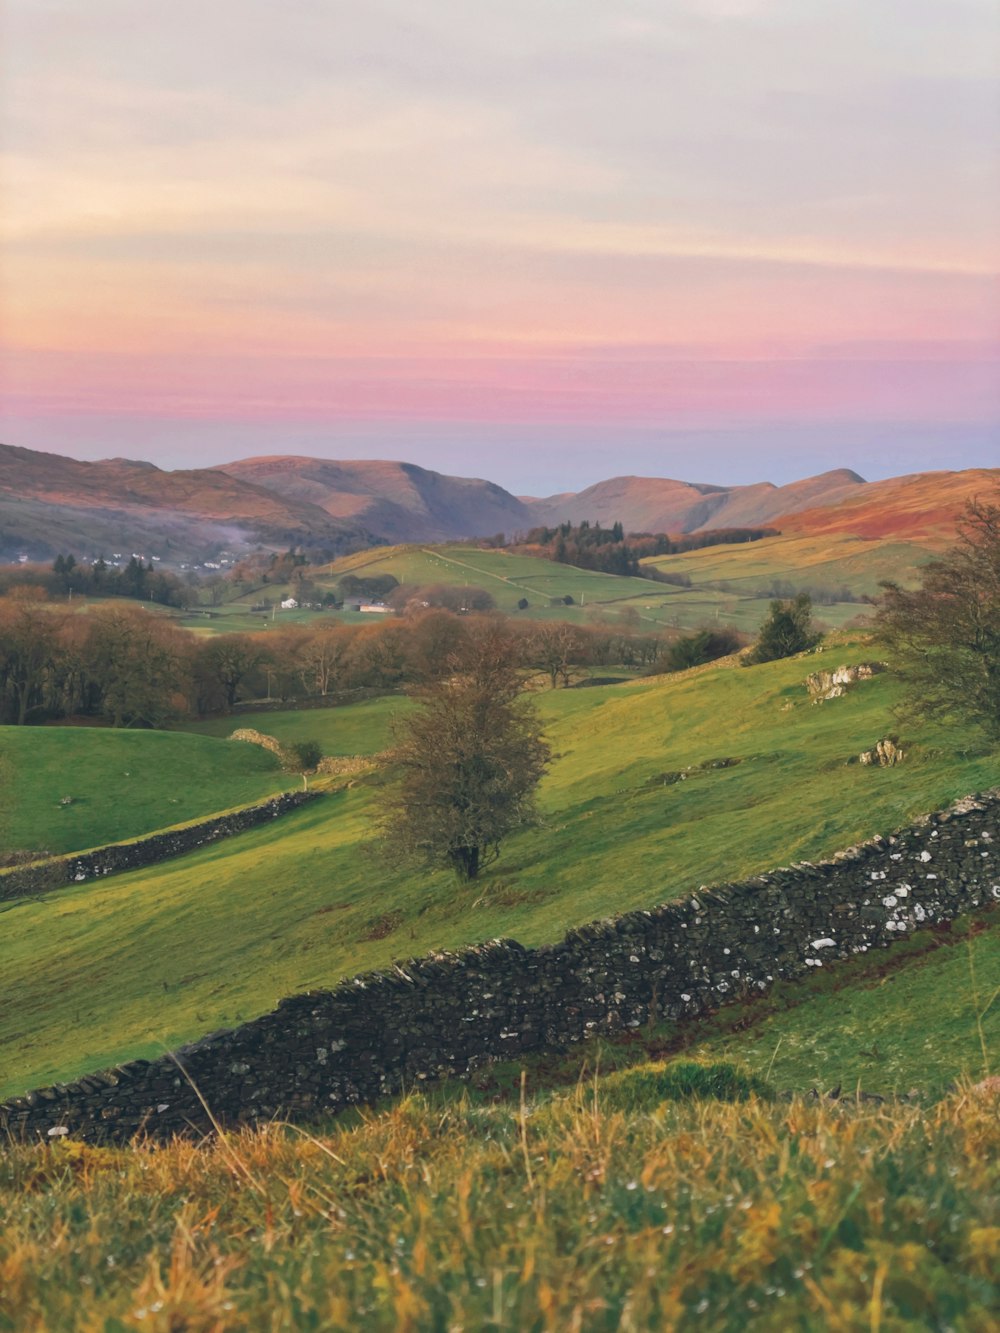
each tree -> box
[86,606,189,727]
[530,621,586,688]
[0,590,61,724]
[196,635,266,711]
[377,623,550,880]
[875,497,1000,738]
[745,593,820,665]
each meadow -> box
[2,631,998,1100]
[0,726,291,857]
[318,543,868,633]
[641,531,932,603]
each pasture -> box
[0,726,291,858]
[1,631,997,1098]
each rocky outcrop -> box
[805,662,888,701]
[859,738,904,767]
[2,790,996,1143]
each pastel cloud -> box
[1,0,998,487]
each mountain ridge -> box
[1,440,995,563]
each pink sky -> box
[2,0,998,490]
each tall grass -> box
[1,1077,997,1330]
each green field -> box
[179,695,411,755]
[2,632,998,1099]
[318,543,828,633]
[0,727,292,858]
[319,539,899,634]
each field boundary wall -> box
[0,791,320,902]
[2,790,997,1141]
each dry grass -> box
[1,1074,997,1330]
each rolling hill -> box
[222,456,535,544]
[3,630,998,1099]
[523,467,867,533]
[0,442,375,564]
[3,439,996,576]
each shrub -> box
[649,628,743,674]
[745,593,820,665]
[287,740,323,772]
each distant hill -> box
[2,439,996,567]
[774,468,1000,544]
[0,443,374,564]
[221,456,535,544]
[522,468,867,533]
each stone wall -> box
[0,791,319,902]
[2,791,997,1142]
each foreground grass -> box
[1,1079,996,1331]
[2,633,999,1096]
[0,727,291,857]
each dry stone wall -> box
[0,791,319,902]
[3,791,997,1143]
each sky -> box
[1,0,998,494]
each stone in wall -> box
[2,790,997,1143]
[0,791,320,903]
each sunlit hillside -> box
[2,631,997,1100]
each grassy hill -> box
[180,695,408,754]
[641,531,933,606]
[2,631,998,1099]
[0,727,292,858]
[317,542,865,634]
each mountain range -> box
[0,440,995,564]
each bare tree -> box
[376,623,550,880]
[876,497,1000,738]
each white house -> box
[280,597,299,610]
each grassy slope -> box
[0,727,291,857]
[2,632,998,1097]
[318,543,795,632]
[642,531,932,600]
[321,538,910,634]
[178,695,410,754]
[688,917,999,1093]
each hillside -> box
[0,442,373,564]
[524,468,866,532]
[0,727,292,857]
[776,467,1000,542]
[3,441,996,572]
[2,632,998,1099]
[222,456,534,543]
[318,542,869,634]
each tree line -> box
[513,521,778,577]
[0,594,681,728]
[0,555,189,608]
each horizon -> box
[2,1,998,490]
[6,429,1000,499]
